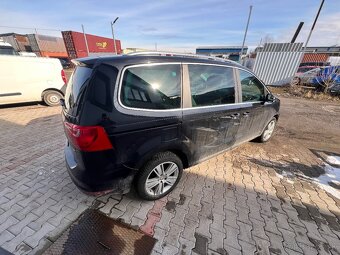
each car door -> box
[182,64,241,163]
[109,63,184,170]
[234,69,273,144]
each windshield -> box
[0,46,18,55]
[305,68,320,74]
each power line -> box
[0,25,61,32]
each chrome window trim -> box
[182,101,262,111]
[181,64,192,109]
[185,63,239,107]
[182,62,270,98]
[117,62,266,113]
[117,62,183,112]
[236,68,270,96]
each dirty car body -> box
[62,54,280,200]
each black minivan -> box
[62,53,280,200]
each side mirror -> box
[266,93,275,102]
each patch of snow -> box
[313,163,340,199]
[326,156,340,166]
[274,161,340,199]
[276,173,284,179]
[317,183,340,200]
[316,164,340,186]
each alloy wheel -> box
[263,120,276,141]
[145,162,179,196]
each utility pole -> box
[81,24,90,56]
[240,5,253,61]
[299,0,325,67]
[111,17,119,54]
[155,43,157,51]
[291,22,304,43]
[303,0,324,50]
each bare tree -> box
[262,34,274,44]
[315,65,340,93]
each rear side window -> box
[65,66,92,112]
[239,70,265,102]
[87,64,118,111]
[188,65,235,107]
[121,64,181,110]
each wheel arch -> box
[41,88,64,100]
[134,147,190,171]
[168,149,189,169]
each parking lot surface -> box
[0,97,340,255]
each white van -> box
[0,55,66,106]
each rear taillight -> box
[64,122,113,152]
[61,69,67,84]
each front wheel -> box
[135,152,183,200]
[43,90,63,106]
[258,118,277,143]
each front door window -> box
[239,70,265,102]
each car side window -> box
[121,64,181,110]
[239,70,265,102]
[188,65,235,107]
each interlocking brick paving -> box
[0,98,340,255]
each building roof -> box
[0,33,26,37]
[196,46,248,49]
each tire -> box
[43,90,63,106]
[135,152,183,200]
[258,117,277,143]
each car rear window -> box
[120,64,181,110]
[64,66,92,114]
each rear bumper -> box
[64,143,135,195]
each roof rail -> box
[127,51,239,65]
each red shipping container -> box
[61,31,122,59]
[40,51,68,58]
[35,34,67,53]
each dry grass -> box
[268,86,340,102]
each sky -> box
[1,0,340,52]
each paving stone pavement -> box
[0,104,339,255]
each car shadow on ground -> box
[249,158,325,178]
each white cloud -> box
[277,12,340,46]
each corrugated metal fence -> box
[253,43,303,85]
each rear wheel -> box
[43,90,63,106]
[135,152,183,200]
[258,118,277,143]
